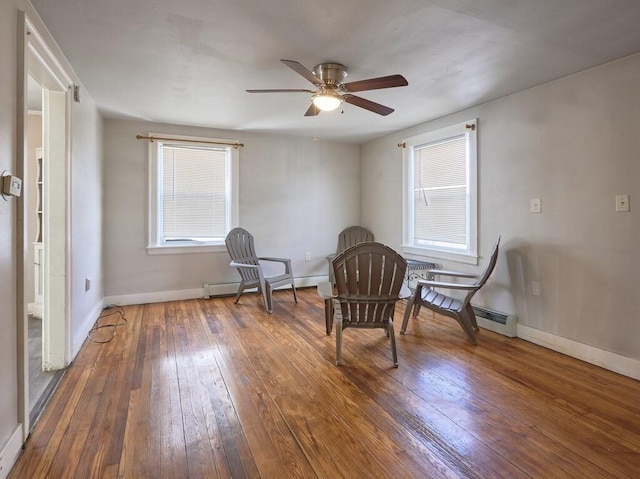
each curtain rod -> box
[397,123,476,148]
[136,135,244,148]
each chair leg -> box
[262,282,273,313]
[400,295,414,334]
[233,282,245,304]
[291,280,298,303]
[388,322,398,368]
[457,311,478,345]
[465,303,479,331]
[325,299,333,335]
[335,326,343,365]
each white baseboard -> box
[204,275,327,298]
[71,300,107,360]
[517,324,640,381]
[104,287,205,307]
[0,424,23,479]
[104,276,328,307]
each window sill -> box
[147,243,228,255]
[402,245,478,265]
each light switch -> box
[616,195,630,212]
[531,198,541,213]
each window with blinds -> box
[413,135,467,248]
[147,133,239,254]
[402,120,477,263]
[161,145,227,241]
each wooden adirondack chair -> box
[318,242,410,367]
[326,226,374,284]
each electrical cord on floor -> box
[88,305,127,343]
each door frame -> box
[16,8,72,438]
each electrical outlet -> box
[305,252,311,262]
[532,281,541,296]
[616,195,630,212]
[531,198,541,213]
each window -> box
[402,120,477,264]
[147,134,238,254]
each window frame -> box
[147,133,239,255]
[402,119,478,265]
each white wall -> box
[0,0,23,466]
[363,53,640,368]
[0,1,103,469]
[69,89,104,357]
[103,119,361,300]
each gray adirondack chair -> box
[326,226,374,284]
[225,227,297,313]
[401,236,501,345]
[318,242,410,367]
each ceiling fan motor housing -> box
[313,63,348,86]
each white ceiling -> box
[30,0,640,143]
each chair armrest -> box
[416,279,478,291]
[258,256,292,264]
[258,257,294,276]
[229,261,259,269]
[399,284,412,299]
[317,281,334,299]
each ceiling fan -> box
[247,59,408,116]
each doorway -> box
[18,11,71,436]
[25,77,64,425]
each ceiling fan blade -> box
[342,74,408,92]
[280,59,322,85]
[304,103,321,116]
[246,88,314,93]
[343,94,394,116]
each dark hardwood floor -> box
[11,288,640,478]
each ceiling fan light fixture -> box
[312,90,342,111]
[248,59,408,116]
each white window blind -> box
[402,119,477,263]
[161,145,228,241]
[413,135,467,248]
[147,133,239,254]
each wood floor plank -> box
[119,304,154,478]
[10,288,640,478]
[200,298,315,478]
[399,312,628,476]
[171,300,223,479]
[278,300,508,478]
[242,299,462,478]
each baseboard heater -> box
[472,305,517,337]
